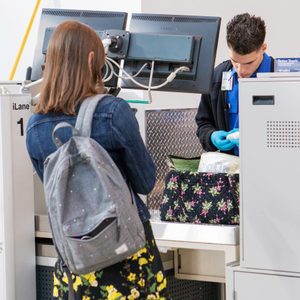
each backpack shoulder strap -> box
[75,94,107,137]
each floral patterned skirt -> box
[160,170,239,225]
[53,221,171,300]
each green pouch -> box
[166,155,200,172]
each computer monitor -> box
[121,13,221,94]
[31,8,127,88]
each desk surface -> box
[151,221,239,246]
[35,214,239,246]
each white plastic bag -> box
[198,152,240,173]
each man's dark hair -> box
[226,13,266,55]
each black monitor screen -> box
[31,8,127,87]
[121,13,221,94]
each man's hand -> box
[211,130,235,151]
[226,128,240,147]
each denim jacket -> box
[26,95,155,222]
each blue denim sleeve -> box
[111,100,156,195]
[30,157,43,180]
[26,118,44,181]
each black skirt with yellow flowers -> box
[53,221,171,300]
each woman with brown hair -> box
[26,21,170,300]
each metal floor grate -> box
[145,108,203,209]
[36,265,53,300]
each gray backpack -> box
[43,95,146,274]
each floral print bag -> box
[160,170,239,225]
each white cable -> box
[105,56,190,90]
[20,78,43,93]
[102,62,110,81]
[103,59,115,83]
[147,61,155,103]
[130,63,148,78]
[118,62,149,79]
[149,66,190,89]
[148,60,155,90]
[104,57,148,80]
[102,60,115,82]
[102,38,112,54]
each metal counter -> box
[151,221,239,246]
[36,215,239,284]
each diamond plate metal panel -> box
[146,109,203,209]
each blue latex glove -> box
[231,138,239,147]
[227,128,240,147]
[211,130,235,151]
[228,128,239,134]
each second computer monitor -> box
[121,13,221,94]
